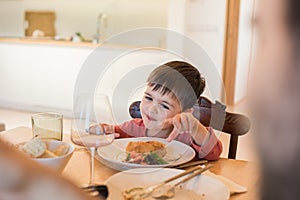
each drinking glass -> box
[31,112,63,141]
[71,93,115,185]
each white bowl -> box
[32,140,75,173]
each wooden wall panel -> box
[222,0,240,105]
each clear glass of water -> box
[31,112,63,141]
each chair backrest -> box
[129,96,251,159]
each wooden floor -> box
[0,99,257,161]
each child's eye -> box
[161,104,170,110]
[145,96,153,101]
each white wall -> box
[0,1,24,36]
[170,0,254,104]
[170,0,227,100]
[184,0,226,74]
[235,0,255,103]
[185,0,226,100]
[0,0,168,40]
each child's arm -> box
[190,127,223,160]
[88,123,119,137]
[166,112,222,160]
[89,119,146,138]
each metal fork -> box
[124,164,211,199]
[81,184,108,199]
[151,164,213,199]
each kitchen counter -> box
[0,37,97,48]
[0,37,154,49]
[0,38,170,118]
[0,39,131,115]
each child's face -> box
[140,85,182,130]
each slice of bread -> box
[53,144,69,156]
[125,141,167,157]
[21,137,46,158]
[39,149,58,158]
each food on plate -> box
[124,141,168,165]
[125,141,167,157]
[122,186,205,200]
[124,152,168,165]
[19,137,69,158]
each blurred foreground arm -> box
[0,138,98,200]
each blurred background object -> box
[25,11,55,38]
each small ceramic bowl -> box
[32,140,75,173]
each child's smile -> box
[144,113,156,122]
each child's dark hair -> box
[147,60,206,111]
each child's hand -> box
[165,113,208,145]
[164,112,197,140]
[88,124,120,138]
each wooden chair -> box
[129,96,251,159]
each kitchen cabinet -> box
[0,40,178,119]
[0,41,93,115]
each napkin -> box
[203,170,248,195]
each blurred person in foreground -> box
[250,0,300,199]
[0,138,98,200]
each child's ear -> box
[184,108,194,113]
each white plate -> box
[105,167,230,200]
[96,137,195,171]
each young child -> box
[103,61,223,160]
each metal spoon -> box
[151,164,213,199]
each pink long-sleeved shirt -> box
[115,118,223,161]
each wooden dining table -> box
[1,126,260,200]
